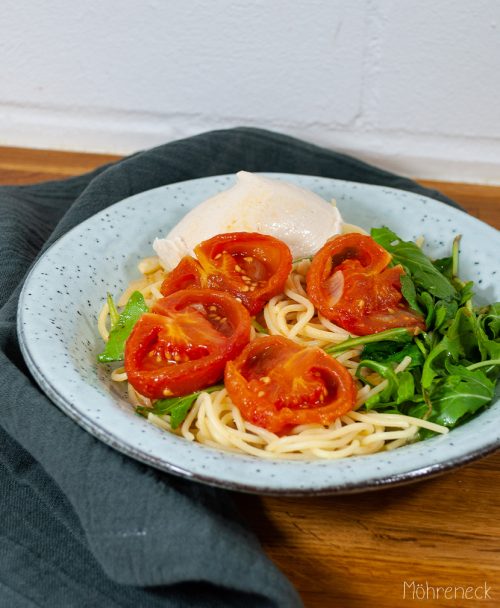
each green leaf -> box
[324,327,413,355]
[428,365,495,427]
[433,302,448,332]
[97,291,149,363]
[371,227,457,301]
[458,281,475,306]
[433,299,458,332]
[474,304,500,375]
[361,340,424,370]
[480,302,500,339]
[396,371,415,404]
[107,292,120,327]
[138,384,224,429]
[400,271,422,313]
[170,398,198,429]
[356,359,420,410]
[433,256,453,280]
[418,291,435,328]
[356,360,399,404]
[422,307,479,390]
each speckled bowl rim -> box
[17,173,500,496]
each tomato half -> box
[306,233,425,335]
[224,335,356,434]
[159,256,205,294]
[125,288,251,399]
[161,232,292,315]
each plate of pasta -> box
[18,172,500,494]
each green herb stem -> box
[452,235,461,279]
[251,319,269,335]
[324,327,413,355]
[466,359,500,371]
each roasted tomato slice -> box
[125,288,251,399]
[306,233,425,335]
[224,335,356,434]
[160,256,206,295]
[161,232,292,315]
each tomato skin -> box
[161,232,292,315]
[306,233,425,335]
[125,289,251,399]
[224,335,356,434]
[160,256,205,296]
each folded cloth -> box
[0,127,460,608]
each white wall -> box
[1,0,499,183]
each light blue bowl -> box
[17,174,500,494]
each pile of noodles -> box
[98,251,448,460]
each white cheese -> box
[153,171,343,269]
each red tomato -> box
[224,335,356,434]
[306,233,425,335]
[161,232,292,315]
[125,289,251,399]
[159,256,205,295]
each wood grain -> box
[1,146,498,608]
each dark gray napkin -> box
[0,127,460,607]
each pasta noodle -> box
[99,254,449,460]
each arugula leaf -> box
[356,359,418,410]
[361,340,424,369]
[356,360,399,404]
[458,281,475,306]
[400,271,422,313]
[422,307,479,390]
[480,302,500,339]
[137,384,224,429]
[396,371,415,404]
[347,233,499,437]
[97,291,149,363]
[418,291,435,328]
[325,327,413,355]
[474,304,500,375]
[433,256,453,280]
[371,227,457,301]
[427,365,495,427]
[434,299,458,331]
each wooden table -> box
[2,147,499,608]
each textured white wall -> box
[1,0,499,182]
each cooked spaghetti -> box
[98,255,449,460]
